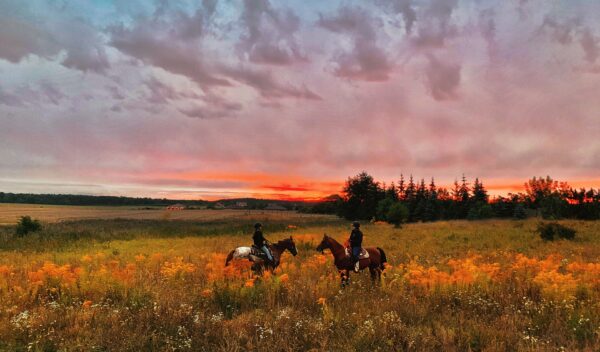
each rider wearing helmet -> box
[349,221,363,272]
[253,223,274,263]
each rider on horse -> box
[349,221,363,272]
[253,223,274,264]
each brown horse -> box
[225,237,298,274]
[316,234,387,287]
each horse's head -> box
[316,234,330,253]
[280,236,298,256]
[287,236,298,256]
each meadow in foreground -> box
[0,211,599,351]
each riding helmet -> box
[254,222,262,229]
[352,221,360,228]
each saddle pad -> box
[345,247,369,259]
[250,246,264,257]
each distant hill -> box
[0,192,312,209]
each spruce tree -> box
[424,178,439,221]
[414,179,427,221]
[397,174,406,201]
[472,178,489,204]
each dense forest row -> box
[0,193,301,210]
[0,192,207,207]
[306,173,600,223]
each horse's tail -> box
[377,247,387,270]
[225,250,235,267]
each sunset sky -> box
[1,0,599,201]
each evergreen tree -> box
[457,175,471,218]
[405,175,416,202]
[397,174,406,200]
[339,172,384,220]
[385,182,399,201]
[472,178,488,204]
[387,202,409,227]
[405,175,417,222]
[423,178,439,222]
[459,174,470,204]
[413,179,428,221]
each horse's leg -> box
[339,270,350,288]
[369,266,377,282]
[225,250,235,266]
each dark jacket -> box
[349,228,363,247]
[253,230,267,247]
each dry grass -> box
[0,203,328,225]
[0,208,599,351]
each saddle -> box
[250,245,265,257]
[250,245,273,262]
[345,247,369,259]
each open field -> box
[0,205,599,351]
[0,203,323,225]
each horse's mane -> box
[273,237,292,248]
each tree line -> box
[0,192,303,209]
[308,172,600,224]
[0,192,208,207]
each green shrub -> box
[386,203,409,228]
[467,203,494,220]
[537,222,576,241]
[15,216,41,237]
[513,204,527,219]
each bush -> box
[537,222,576,241]
[513,204,527,219]
[15,216,41,237]
[467,203,494,220]
[376,198,395,221]
[386,203,409,228]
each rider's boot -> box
[353,258,360,273]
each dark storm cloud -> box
[318,6,393,81]
[109,21,230,87]
[223,66,321,100]
[0,82,64,107]
[425,54,460,101]
[376,0,417,34]
[0,1,110,72]
[108,2,319,104]
[0,85,25,107]
[412,0,458,49]
[541,17,580,45]
[580,29,599,64]
[237,0,306,65]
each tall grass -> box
[0,218,599,351]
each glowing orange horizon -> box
[141,173,600,202]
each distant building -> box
[235,201,248,208]
[265,203,287,211]
[214,202,225,209]
[166,203,186,210]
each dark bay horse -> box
[225,237,298,274]
[316,234,387,287]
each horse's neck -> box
[271,241,285,256]
[327,238,345,257]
